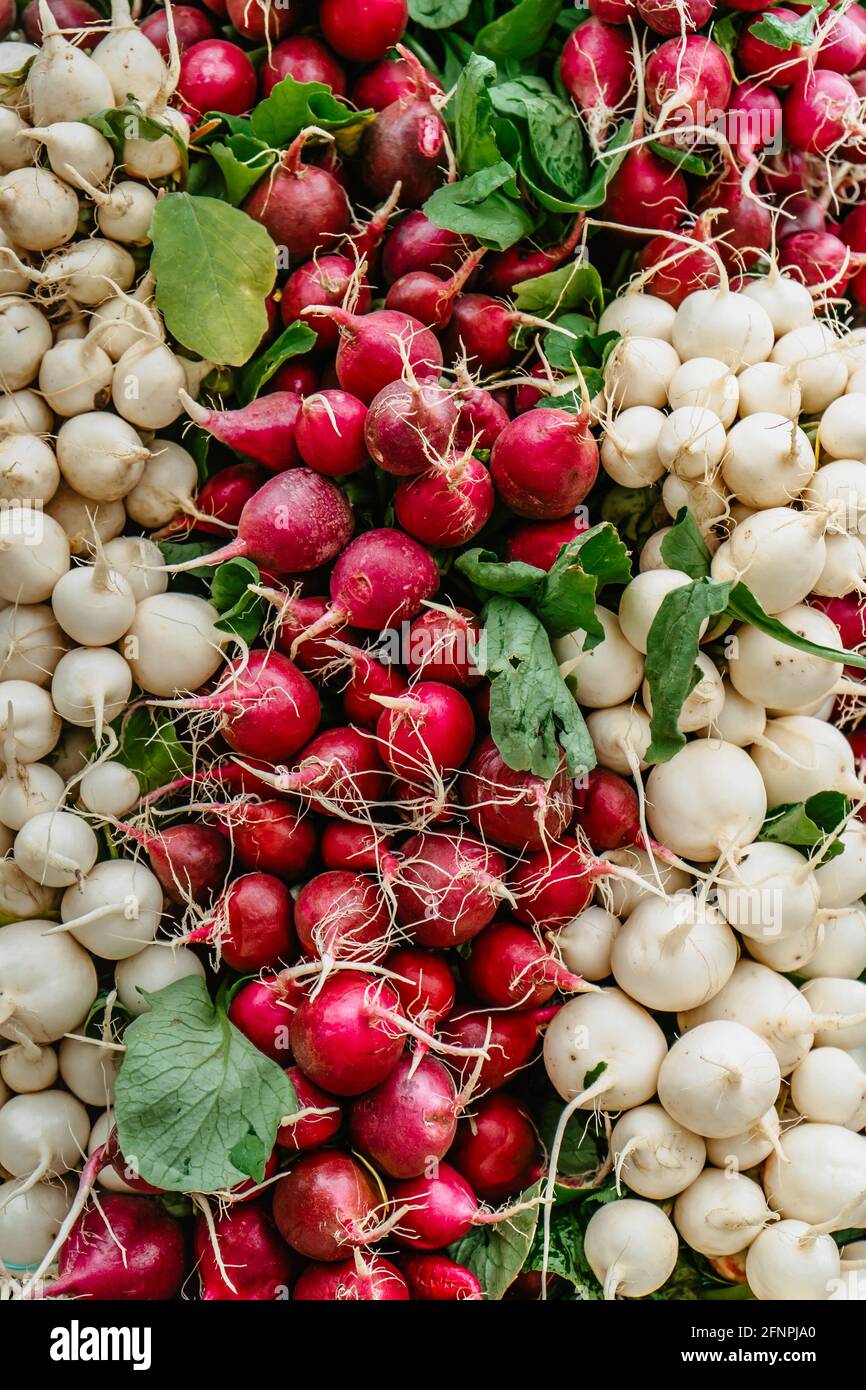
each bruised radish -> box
[350,1054,458,1178]
[364,378,458,476]
[358,47,445,205]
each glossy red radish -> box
[441,293,522,373]
[289,971,406,1095]
[243,129,351,260]
[115,821,230,905]
[780,230,852,294]
[184,872,296,972]
[319,0,408,62]
[728,80,783,165]
[461,736,574,850]
[387,946,456,1039]
[305,306,443,404]
[603,144,687,233]
[177,38,258,117]
[400,1252,482,1300]
[224,800,317,881]
[357,46,446,206]
[390,1163,539,1248]
[637,0,713,33]
[280,256,371,353]
[341,648,409,728]
[42,1196,185,1300]
[645,35,732,127]
[588,0,637,16]
[272,1150,393,1260]
[464,920,586,1008]
[779,195,827,239]
[510,839,600,929]
[450,1093,541,1202]
[353,55,443,111]
[737,9,809,88]
[695,167,772,271]
[389,830,506,947]
[505,514,589,570]
[405,606,483,687]
[276,1065,342,1151]
[321,821,394,871]
[454,380,510,450]
[364,377,459,476]
[225,0,299,40]
[295,389,368,477]
[783,70,860,153]
[817,6,866,73]
[381,211,465,283]
[265,357,319,396]
[195,1203,293,1300]
[375,681,476,779]
[384,248,486,329]
[395,453,495,547]
[574,766,640,849]
[811,594,866,650]
[560,19,634,142]
[266,725,388,811]
[350,1054,459,1178]
[484,218,584,296]
[162,468,355,575]
[638,218,720,305]
[272,593,358,672]
[490,408,598,520]
[228,973,304,1061]
[440,1004,560,1091]
[294,869,390,963]
[178,390,301,474]
[294,1252,409,1300]
[141,4,214,54]
[157,461,266,540]
[23,0,101,46]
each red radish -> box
[272,725,388,810]
[164,650,320,763]
[141,5,214,54]
[401,1252,482,1301]
[390,830,506,947]
[319,0,407,62]
[450,1094,541,1202]
[22,0,101,46]
[376,681,476,779]
[760,147,809,197]
[265,357,319,397]
[728,80,783,164]
[841,203,866,250]
[645,35,733,126]
[511,839,598,929]
[602,144,687,233]
[342,649,408,727]
[462,736,574,850]
[387,946,456,1038]
[390,1165,480,1248]
[357,47,446,205]
[116,821,230,905]
[364,378,459,476]
[228,973,304,1061]
[281,256,371,353]
[289,971,405,1095]
[178,390,301,474]
[163,468,355,575]
[158,461,266,540]
[225,801,317,881]
[306,306,443,404]
[441,1004,560,1091]
[294,870,390,962]
[225,0,298,41]
[780,229,852,294]
[484,218,584,296]
[184,872,296,972]
[559,19,634,140]
[295,390,368,477]
[637,0,713,34]
[195,1204,293,1301]
[454,382,511,450]
[321,822,394,870]
[243,129,351,260]
[385,248,486,329]
[350,1054,458,1177]
[737,8,810,87]
[177,39,258,117]
[42,1197,185,1300]
[303,528,440,640]
[405,607,483,688]
[780,196,827,238]
[783,70,860,153]
[638,219,720,305]
[294,1253,409,1300]
[260,36,346,97]
[441,293,522,372]
[505,514,589,570]
[381,211,465,283]
[574,766,640,849]
[695,168,772,271]
[817,7,866,72]
[811,594,866,650]
[464,920,586,1008]
[353,55,443,111]
[276,1065,342,1151]
[394,453,495,547]
[589,0,637,18]
[272,594,357,672]
[272,1150,386,1260]
[490,408,599,520]
[392,776,459,825]
[202,0,227,13]
[231,1151,278,1204]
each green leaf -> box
[454,53,503,175]
[748,6,819,48]
[209,135,274,205]
[513,260,603,318]
[457,547,546,600]
[713,12,741,60]
[115,977,296,1193]
[83,100,188,176]
[533,1094,600,1180]
[542,319,616,375]
[482,595,596,778]
[423,162,536,251]
[448,1181,542,1299]
[489,76,587,202]
[250,76,373,153]
[236,319,318,404]
[566,118,634,211]
[649,140,713,177]
[525,1204,601,1297]
[660,507,712,580]
[409,0,472,25]
[113,707,194,797]
[211,558,265,643]
[476,0,564,58]
[536,524,632,641]
[157,537,222,576]
[150,194,276,367]
[644,578,732,764]
[759,792,852,860]
[726,582,866,673]
[650,1256,704,1301]
[601,483,663,551]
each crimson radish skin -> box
[504,515,588,570]
[276,1066,342,1151]
[462,736,574,850]
[603,146,687,233]
[289,972,405,1095]
[645,35,733,126]
[294,1253,409,1300]
[141,5,214,54]
[353,55,441,110]
[574,767,640,849]
[226,801,317,881]
[228,974,303,1062]
[350,1054,458,1177]
[784,70,860,154]
[321,822,394,871]
[118,822,230,906]
[281,255,371,352]
[185,872,296,972]
[390,1163,482,1248]
[243,130,350,260]
[274,725,387,812]
[491,409,598,519]
[391,830,506,947]
[195,1204,293,1301]
[406,607,483,687]
[42,1197,185,1300]
[294,870,390,963]
[381,211,465,283]
[440,1005,559,1092]
[559,19,633,140]
[387,946,456,1036]
[169,650,321,764]
[271,1150,382,1260]
[263,35,347,97]
[177,39,257,117]
[295,390,368,476]
[309,307,443,404]
[395,454,495,547]
[364,378,459,476]
[464,920,586,1007]
[376,680,476,778]
[225,0,298,40]
[319,0,407,62]
[510,840,597,930]
[357,48,446,205]
[401,1252,482,1300]
[450,1093,541,1202]
[321,527,440,633]
[179,389,301,474]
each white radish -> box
[0,229,31,296]
[714,841,820,942]
[46,482,126,556]
[819,392,866,460]
[0,168,79,251]
[771,322,848,414]
[25,121,113,187]
[710,508,827,614]
[0,108,34,174]
[88,1110,134,1192]
[0,509,69,605]
[746,1220,840,1302]
[38,337,114,417]
[554,606,643,709]
[814,823,866,908]
[750,715,864,805]
[111,341,187,430]
[56,411,150,502]
[0,761,64,831]
[657,405,726,481]
[51,646,132,741]
[0,1177,72,1270]
[679,958,819,1074]
[90,274,163,361]
[79,760,140,817]
[662,471,729,533]
[42,236,136,307]
[123,107,189,181]
[800,904,866,980]
[746,917,822,973]
[25,1,115,123]
[658,1020,781,1138]
[667,356,738,425]
[805,458,866,534]
[727,605,842,714]
[598,847,690,918]
[114,942,206,1016]
[701,680,766,746]
[638,528,670,572]
[743,271,814,335]
[0,920,96,1048]
[58,857,163,960]
[611,892,737,1012]
[672,289,774,369]
[0,298,52,390]
[0,433,59,504]
[52,559,136,646]
[92,0,170,108]
[0,1043,57,1094]
[618,569,697,655]
[0,1089,89,1178]
[123,592,227,698]
[721,414,815,508]
[544,988,668,1113]
[584,1199,678,1300]
[58,1037,120,1108]
[599,292,676,341]
[555,905,620,982]
[600,405,665,487]
[14,811,98,887]
[123,439,198,529]
[790,1046,866,1126]
[673,1168,773,1257]
[642,651,724,732]
[812,529,866,598]
[645,739,767,861]
[0,859,57,922]
[736,361,801,419]
[94,181,157,246]
[0,681,60,763]
[0,390,54,438]
[586,704,652,775]
[605,336,680,409]
[764,1122,866,1228]
[704,1107,784,1170]
[610,1104,705,1199]
[102,535,167,602]
[800,976,866,1050]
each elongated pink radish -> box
[243,128,351,260]
[157,461,266,539]
[484,217,584,295]
[364,377,459,476]
[195,1203,293,1301]
[304,306,443,404]
[178,389,301,474]
[357,45,446,206]
[560,18,634,140]
[490,408,598,519]
[394,453,494,546]
[461,735,574,850]
[294,869,390,963]
[389,830,507,947]
[384,248,486,329]
[183,871,296,971]
[295,389,368,476]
